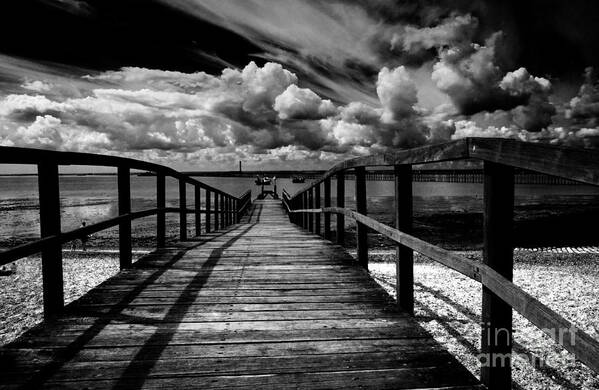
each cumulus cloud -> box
[391,13,478,54]
[569,67,599,128]
[274,85,336,120]
[377,66,418,123]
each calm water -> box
[2,175,599,243]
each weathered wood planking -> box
[0,200,479,389]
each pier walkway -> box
[0,199,480,389]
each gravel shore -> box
[368,251,599,390]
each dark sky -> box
[1,0,598,81]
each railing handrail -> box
[0,146,238,198]
[288,205,599,374]
[0,146,252,320]
[285,137,599,388]
[291,138,599,199]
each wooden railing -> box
[284,137,599,390]
[0,146,251,321]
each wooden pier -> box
[0,200,480,389]
[1,138,599,389]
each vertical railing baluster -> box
[481,161,514,390]
[118,166,132,269]
[303,192,308,229]
[156,172,165,248]
[195,185,201,237]
[315,183,321,236]
[227,197,231,226]
[395,165,413,315]
[308,188,314,233]
[214,192,219,230]
[324,177,331,239]
[336,172,345,245]
[220,194,225,229]
[38,161,63,320]
[205,190,211,233]
[179,179,187,241]
[355,167,367,269]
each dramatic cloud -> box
[2,0,599,171]
[274,85,336,120]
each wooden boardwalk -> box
[0,199,480,389]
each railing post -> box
[308,188,314,233]
[336,172,345,245]
[205,190,211,233]
[395,165,413,315]
[324,177,331,239]
[302,192,308,229]
[156,172,166,248]
[214,192,219,230]
[118,166,132,269]
[195,185,201,237]
[481,161,514,390]
[227,197,231,226]
[315,183,321,236]
[355,167,368,269]
[179,179,187,241]
[38,162,63,320]
[234,198,239,223]
[220,194,225,229]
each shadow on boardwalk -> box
[1,201,480,389]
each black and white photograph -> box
[0,0,598,389]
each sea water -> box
[1,175,599,247]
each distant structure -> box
[239,161,242,172]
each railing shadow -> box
[112,203,262,389]
[2,204,262,388]
[371,274,579,390]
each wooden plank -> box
[156,173,166,248]
[323,177,331,239]
[336,173,345,245]
[205,190,211,233]
[195,185,201,236]
[179,179,187,240]
[0,200,480,389]
[469,137,599,185]
[118,166,132,269]
[395,165,414,315]
[355,167,367,269]
[481,161,514,390]
[38,161,63,320]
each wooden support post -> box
[195,185,201,237]
[234,199,239,223]
[156,173,166,248]
[179,179,187,241]
[315,184,321,236]
[481,161,514,390]
[336,173,345,245]
[395,165,413,315]
[213,192,219,230]
[205,190,211,233]
[324,177,331,239]
[38,162,63,320]
[220,194,225,229]
[118,166,132,269]
[301,193,307,229]
[355,167,368,269]
[227,197,231,226]
[308,188,314,233]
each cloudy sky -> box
[1,0,599,171]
